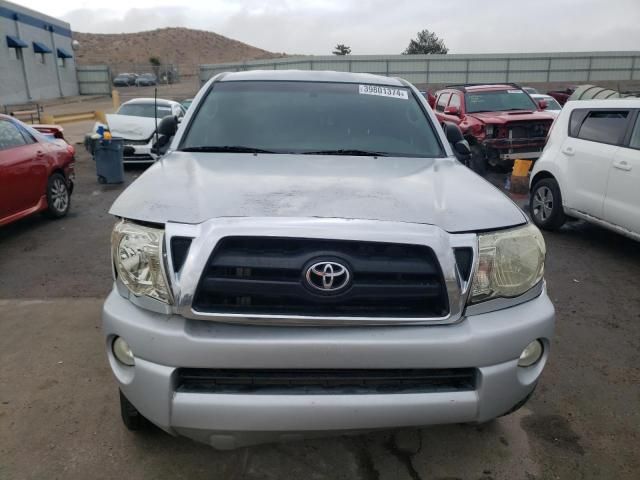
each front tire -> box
[45,173,70,218]
[530,178,565,230]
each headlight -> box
[111,220,172,304]
[469,224,545,304]
[485,124,495,136]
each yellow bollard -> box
[95,110,107,124]
[510,159,533,194]
[111,90,120,110]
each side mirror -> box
[538,100,548,110]
[442,121,471,160]
[444,105,459,116]
[151,115,178,156]
[157,115,178,137]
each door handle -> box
[613,160,632,171]
[562,146,575,156]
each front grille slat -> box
[191,237,449,318]
[175,368,477,394]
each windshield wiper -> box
[301,149,388,157]
[179,146,277,153]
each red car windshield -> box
[465,90,538,113]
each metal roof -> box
[218,69,406,86]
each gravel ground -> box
[0,150,638,479]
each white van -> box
[530,99,640,240]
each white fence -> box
[201,51,640,86]
[76,65,112,95]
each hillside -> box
[72,27,282,68]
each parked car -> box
[180,98,194,111]
[135,73,158,86]
[531,93,562,118]
[432,83,555,173]
[530,99,640,240]
[103,70,553,449]
[546,87,576,106]
[523,87,539,95]
[0,115,74,226]
[90,98,185,163]
[113,73,136,87]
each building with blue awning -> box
[1,0,78,105]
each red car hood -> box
[467,111,554,124]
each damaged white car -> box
[91,98,185,163]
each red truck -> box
[430,84,555,174]
[0,114,75,227]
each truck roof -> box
[217,69,406,87]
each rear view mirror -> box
[157,115,178,137]
[538,100,548,110]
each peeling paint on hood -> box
[109,152,527,232]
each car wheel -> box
[530,178,565,230]
[469,145,487,175]
[119,390,147,431]
[45,173,70,218]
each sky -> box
[17,0,640,55]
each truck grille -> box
[191,237,449,318]
[507,121,551,139]
[175,368,477,394]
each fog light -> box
[518,340,543,367]
[112,337,135,366]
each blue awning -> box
[6,35,28,48]
[56,47,73,59]
[32,41,52,54]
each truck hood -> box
[467,111,554,124]
[109,152,527,232]
[105,114,157,140]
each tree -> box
[149,56,161,78]
[333,44,351,55]
[402,30,448,55]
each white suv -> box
[530,99,640,240]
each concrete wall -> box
[0,0,78,107]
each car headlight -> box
[469,224,545,304]
[485,124,495,136]
[111,220,172,304]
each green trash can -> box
[94,138,124,184]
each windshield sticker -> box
[508,89,525,94]
[359,85,408,100]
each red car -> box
[430,83,555,173]
[0,114,75,226]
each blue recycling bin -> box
[94,138,124,184]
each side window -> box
[448,94,461,110]
[435,93,451,112]
[0,120,29,150]
[628,115,640,149]
[571,109,629,145]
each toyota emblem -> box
[305,261,351,293]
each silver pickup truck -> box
[103,70,554,449]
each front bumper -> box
[122,141,155,163]
[481,138,546,161]
[102,287,555,449]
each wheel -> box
[119,390,147,431]
[45,173,70,218]
[530,178,566,230]
[469,145,487,175]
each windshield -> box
[543,98,562,111]
[180,81,444,158]
[465,90,538,113]
[116,103,172,118]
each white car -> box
[531,94,562,118]
[93,98,185,163]
[530,99,640,240]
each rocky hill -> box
[72,27,282,69]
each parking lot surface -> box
[0,150,639,479]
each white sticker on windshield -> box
[508,89,524,94]
[359,84,408,99]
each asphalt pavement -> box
[0,150,638,480]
